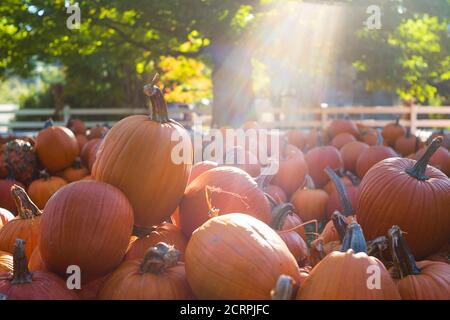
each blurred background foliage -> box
[0,0,448,126]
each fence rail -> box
[0,105,449,134]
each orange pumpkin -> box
[224,146,261,177]
[57,158,89,182]
[67,118,86,135]
[286,130,307,150]
[125,222,187,262]
[0,250,13,273]
[0,208,14,228]
[290,176,328,222]
[305,146,343,188]
[179,166,271,237]
[35,119,79,173]
[0,185,42,259]
[185,213,301,299]
[99,243,193,300]
[381,117,406,147]
[326,118,359,138]
[325,167,359,220]
[394,128,424,157]
[39,181,134,283]
[80,138,101,169]
[27,170,67,209]
[92,77,192,229]
[188,161,218,184]
[87,124,108,140]
[340,141,369,173]
[28,247,46,271]
[75,134,88,151]
[413,145,450,176]
[331,132,356,149]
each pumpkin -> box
[305,146,343,188]
[306,128,330,149]
[185,213,301,299]
[0,208,14,228]
[125,222,187,262]
[87,124,108,140]
[39,180,134,283]
[340,141,369,173]
[269,203,309,266]
[0,185,42,259]
[270,274,297,300]
[77,276,107,300]
[67,118,86,135]
[297,223,401,300]
[0,139,37,185]
[57,158,89,182]
[413,145,450,176]
[286,130,307,150]
[271,144,308,196]
[80,138,101,169]
[326,118,359,138]
[256,174,287,205]
[0,250,13,273]
[0,169,25,213]
[178,166,271,237]
[28,247,46,271]
[99,243,192,300]
[427,244,449,264]
[27,170,67,209]
[357,138,450,259]
[355,130,397,179]
[92,76,192,229]
[394,128,424,157]
[381,117,405,147]
[323,174,353,195]
[75,134,88,151]
[35,119,79,173]
[290,175,328,222]
[224,146,261,177]
[188,161,218,184]
[388,226,450,300]
[0,239,78,300]
[359,127,378,146]
[331,132,356,149]
[325,167,359,220]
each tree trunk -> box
[209,39,255,128]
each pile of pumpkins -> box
[0,78,449,300]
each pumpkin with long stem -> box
[413,143,450,176]
[93,74,193,229]
[35,119,79,173]
[0,185,42,259]
[185,213,301,299]
[125,222,187,262]
[358,137,450,259]
[290,175,328,222]
[27,169,67,209]
[39,180,134,284]
[269,203,310,266]
[99,242,192,300]
[297,223,401,300]
[0,239,78,300]
[388,225,450,300]
[355,129,398,179]
[324,167,359,220]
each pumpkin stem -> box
[395,116,400,126]
[10,239,33,284]
[331,211,348,242]
[44,118,54,128]
[143,74,170,123]
[11,185,42,219]
[316,130,322,147]
[304,175,316,189]
[414,134,420,153]
[269,203,295,231]
[38,169,50,180]
[341,222,367,253]
[139,242,180,274]
[405,137,442,181]
[367,236,389,258]
[342,170,360,186]
[405,127,411,138]
[271,275,295,300]
[376,128,383,146]
[256,173,274,189]
[73,157,83,169]
[264,192,278,209]
[324,167,353,217]
[388,225,421,278]
[278,219,318,238]
[132,225,153,238]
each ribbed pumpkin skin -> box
[340,141,369,173]
[357,158,450,259]
[40,181,134,283]
[291,188,329,222]
[188,161,218,184]
[27,176,67,209]
[393,260,450,300]
[0,217,41,259]
[28,247,47,271]
[414,146,450,176]
[0,250,12,273]
[92,115,192,228]
[185,213,301,300]
[99,260,192,300]
[178,167,271,237]
[0,208,14,227]
[297,250,401,300]
[0,270,78,300]
[59,166,89,183]
[355,145,397,179]
[80,138,100,169]
[36,126,79,173]
[305,146,343,188]
[125,223,187,262]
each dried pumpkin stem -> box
[73,157,83,169]
[44,118,54,128]
[405,137,442,181]
[388,225,421,278]
[264,192,278,209]
[269,203,295,231]
[271,275,295,300]
[10,239,33,284]
[331,211,348,242]
[340,222,367,254]
[39,169,50,180]
[139,242,180,274]
[305,175,315,190]
[143,73,170,123]
[324,167,353,217]
[376,128,383,146]
[11,185,42,219]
